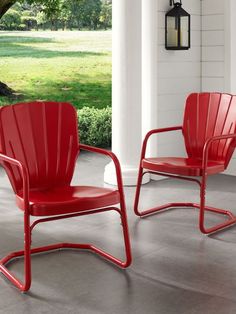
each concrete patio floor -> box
[1,151,236,313]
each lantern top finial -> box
[170,0,182,6]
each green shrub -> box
[77,106,111,148]
[17,23,27,31]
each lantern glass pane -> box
[180,16,189,47]
[167,16,178,47]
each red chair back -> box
[183,93,236,168]
[0,102,79,193]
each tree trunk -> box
[0,0,16,19]
[0,1,18,99]
[0,82,16,98]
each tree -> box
[0,0,62,95]
[0,0,16,19]
[59,2,72,30]
[83,0,101,30]
[61,0,101,31]
[0,1,23,96]
[1,9,21,30]
[21,10,37,30]
[40,0,61,30]
[99,0,112,30]
[0,0,110,96]
[1,0,110,31]
[36,10,47,29]
[60,0,84,30]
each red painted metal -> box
[134,92,236,234]
[0,102,79,193]
[142,157,225,176]
[0,102,131,292]
[183,93,236,167]
[16,186,121,216]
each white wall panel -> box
[201,0,236,175]
[202,0,224,15]
[202,30,224,46]
[201,62,224,77]
[156,0,201,159]
[158,62,201,78]
[201,78,225,92]
[201,0,225,92]
[158,94,187,112]
[158,78,201,95]
[202,14,224,30]
[158,46,201,62]
[202,46,224,62]
[155,0,235,175]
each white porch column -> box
[142,0,159,182]
[104,0,142,185]
[142,0,158,158]
[225,0,236,93]
[224,0,236,175]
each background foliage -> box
[78,106,111,147]
[0,31,111,109]
[0,31,112,147]
[0,0,112,31]
[0,1,112,147]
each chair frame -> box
[134,126,236,234]
[0,144,131,292]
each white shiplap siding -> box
[154,0,236,175]
[202,0,236,174]
[157,0,201,157]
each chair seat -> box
[16,186,120,216]
[142,157,225,176]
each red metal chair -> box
[0,101,131,292]
[134,92,236,234]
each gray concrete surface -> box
[1,151,236,314]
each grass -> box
[0,31,112,109]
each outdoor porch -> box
[1,0,236,312]
[0,152,236,313]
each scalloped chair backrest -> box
[183,93,236,168]
[0,102,79,193]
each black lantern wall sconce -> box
[165,0,190,50]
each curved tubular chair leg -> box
[119,201,132,268]
[133,168,170,216]
[0,206,131,292]
[199,174,236,234]
[134,167,236,234]
[87,207,131,268]
[134,167,198,217]
[134,165,144,216]
[0,212,31,292]
[23,211,32,291]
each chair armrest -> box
[0,153,29,211]
[202,133,236,171]
[79,144,125,200]
[141,126,183,159]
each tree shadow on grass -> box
[0,36,107,58]
[11,74,112,109]
[0,36,53,43]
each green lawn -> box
[0,31,112,109]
